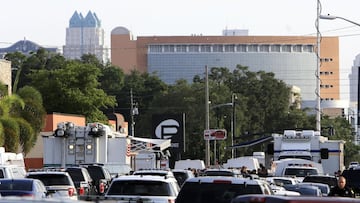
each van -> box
[174,159,205,170]
[0,165,26,179]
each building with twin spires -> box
[63,11,108,62]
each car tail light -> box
[79,187,85,195]
[249,197,266,203]
[21,194,34,197]
[68,187,75,197]
[213,180,232,184]
[99,182,105,194]
[168,199,175,203]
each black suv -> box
[65,167,96,198]
[80,164,112,195]
[302,175,338,189]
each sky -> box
[1,0,360,99]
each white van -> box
[174,159,205,170]
[0,165,26,178]
[222,156,260,171]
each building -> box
[0,39,60,59]
[63,11,108,63]
[111,27,343,110]
[0,59,11,95]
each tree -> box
[16,86,46,154]
[29,60,116,123]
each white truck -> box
[43,122,171,171]
[271,130,345,175]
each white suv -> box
[26,170,78,200]
[105,175,179,203]
[175,176,273,203]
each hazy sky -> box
[2,0,360,99]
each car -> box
[265,176,299,186]
[302,174,338,189]
[0,178,48,198]
[26,169,78,200]
[202,168,241,177]
[79,163,112,195]
[231,194,360,203]
[105,175,179,203]
[268,184,301,196]
[172,169,195,187]
[132,168,175,178]
[65,167,96,197]
[297,182,330,196]
[132,169,180,188]
[348,161,359,169]
[283,184,322,196]
[102,163,132,178]
[175,176,273,203]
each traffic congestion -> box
[0,123,357,203]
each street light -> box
[320,13,360,144]
[320,14,360,27]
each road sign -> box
[204,129,227,140]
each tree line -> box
[2,48,360,165]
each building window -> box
[201,45,211,52]
[303,45,314,52]
[248,44,258,52]
[189,45,199,52]
[270,45,281,52]
[320,58,333,62]
[213,44,224,52]
[149,45,162,52]
[281,45,292,52]
[236,45,247,52]
[163,45,175,52]
[224,45,235,52]
[176,45,187,52]
[259,45,270,52]
[293,45,302,52]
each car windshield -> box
[107,180,176,196]
[284,168,318,177]
[176,182,264,203]
[0,180,32,191]
[27,174,70,186]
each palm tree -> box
[0,84,46,154]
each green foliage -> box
[29,60,116,123]
[0,117,20,152]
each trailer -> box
[42,122,171,170]
[272,130,345,175]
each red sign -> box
[204,129,227,140]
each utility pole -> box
[231,93,237,158]
[130,89,138,137]
[205,65,210,167]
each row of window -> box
[149,44,314,53]
[320,71,334,75]
[320,84,334,88]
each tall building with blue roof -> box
[63,11,108,62]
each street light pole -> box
[320,13,360,143]
[315,0,321,132]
